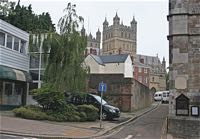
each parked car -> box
[154,91,163,101]
[161,91,170,103]
[68,93,120,120]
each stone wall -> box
[88,74,152,112]
[168,0,200,137]
[168,116,200,138]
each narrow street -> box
[102,104,169,139]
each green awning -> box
[0,65,32,82]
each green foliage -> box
[13,104,98,122]
[43,2,88,92]
[13,106,48,120]
[77,105,99,121]
[0,0,15,19]
[32,84,66,111]
[2,1,55,33]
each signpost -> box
[98,81,107,128]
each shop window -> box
[0,81,3,95]
[6,35,12,49]
[14,83,23,95]
[5,82,12,95]
[14,37,20,51]
[0,32,5,46]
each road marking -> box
[124,135,133,139]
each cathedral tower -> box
[102,13,137,62]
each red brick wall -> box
[88,74,151,112]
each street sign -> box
[99,82,107,92]
[98,81,106,129]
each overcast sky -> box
[17,0,169,66]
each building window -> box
[5,82,12,95]
[125,32,127,38]
[138,67,142,73]
[6,35,12,49]
[152,77,155,82]
[14,37,20,51]
[90,43,93,47]
[145,78,148,84]
[121,32,123,37]
[20,40,26,54]
[128,33,130,39]
[144,68,147,73]
[0,32,5,46]
[138,76,142,82]
[14,83,23,95]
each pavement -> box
[0,102,159,139]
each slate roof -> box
[91,54,129,65]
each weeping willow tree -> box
[42,3,88,92]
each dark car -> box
[68,93,120,120]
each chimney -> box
[140,58,144,64]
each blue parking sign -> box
[99,82,107,92]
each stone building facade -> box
[102,13,137,62]
[168,0,200,137]
[136,54,166,92]
[81,27,101,56]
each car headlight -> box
[109,109,115,113]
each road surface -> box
[102,104,169,139]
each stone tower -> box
[83,26,101,56]
[168,0,200,137]
[102,13,137,62]
[162,57,166,73]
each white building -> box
[84,54,133,78]
[0,19,32,106]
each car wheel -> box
[102,112,107,120]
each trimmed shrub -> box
[13,107,48,120]
[78,112,87,122]
[77,105,99,121]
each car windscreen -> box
[92,95,107,105]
